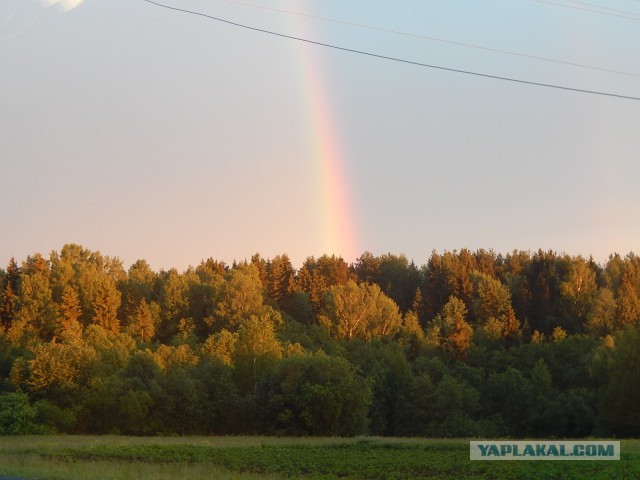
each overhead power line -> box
[141,0,640,102]
[217,0,640,78]
[530,0,640,20]
[560,0,640,16]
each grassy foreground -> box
[0,436,638,480]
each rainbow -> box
[293,15,360,262]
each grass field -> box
[0,436,638,480]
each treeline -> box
[0,244,639,437]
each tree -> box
[354,253,422,313]
[153,344,199,371]
[215,265,266,330]
[485,367,531,435]
[558,256,597,332]
[202,329,236,366]
[49,244,125,325]
[314,254,351,286]
[258,352,372,436]
[297,255,351,312]
[296,266,326,312]
[83,325,135,374]
[423,250,478,320]
[119,259,157,321]
[8,264,57,345]
[92,281,121,334]
[319,280,402,340]
[426,296,473,358]
[601,254,640,328]
[586,288,616,337]
[602,253,626,294]
[57,286,83,341]
[376,254,422,313]
[469,271,520,341]
[158,365,206,435]
[117,389,155,435]
[197,258,228,283]
[602,326,640,435]
[233,314,282,392]
[530,358,552,397]
[353,252,380,285]
[26,340,97,394]
[497,250,533,325]
[193,359,243,434]
[157,269,190,340]
[399,310,425,351]
[180,269,220,339]
[0,392,45,434]
[0,258,20,332]
[617,270,640,327]
[76,374,125,433]
[344,341,412,436]
[425,374,481,437]
[249,253,268,286]
[126,299,157,343]
[522,250,564,334]
[266,254,296,305]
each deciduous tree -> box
[319,280,402,340]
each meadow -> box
[0,436,639,480]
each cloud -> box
[40,0,86,12]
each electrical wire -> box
[141,0,640,102]
[554,0,640,16]
[216,0,640,78]
[530,0,640,20]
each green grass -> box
[0,436,638,480]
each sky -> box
[1,0,639,271]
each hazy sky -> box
[1,0,639,271]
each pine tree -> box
[617,269,640,326]
[126,299,156,343]
[266,254,295,304]
[57,286,83,341]
[92,281,121,333]
[0,258,20,331]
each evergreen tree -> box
[92,281,121,334]
[126,299,156,343]
[266,254,296,305]
[57,286,83,341]
[0,258,20,332]
[617,269,640,326]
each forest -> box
[1,244,639,438]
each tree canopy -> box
[0,244,638,437]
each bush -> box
[0,391,47,434]
[258,352,372,436]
